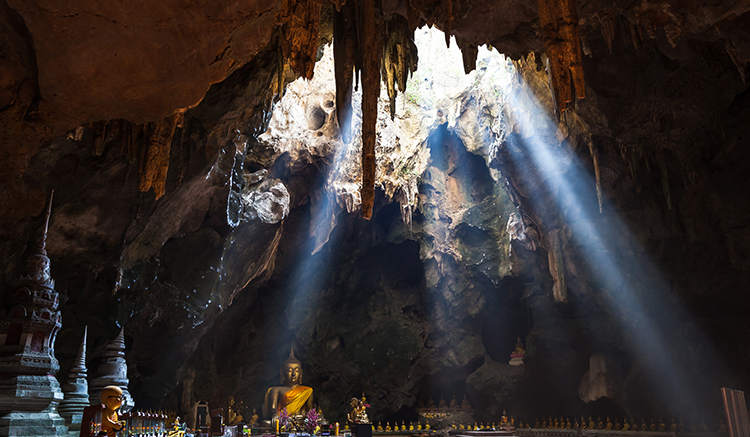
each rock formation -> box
[58,327,89,432]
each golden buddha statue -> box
[409,422,415,431]
[377,422,383,432]
[658,419,666,432]
[101,385,126,437]
[614,418,621,430]
[386,422,392,432]
[605,417,612,430]
[263,347,314,421]
[588,416,595,429]
[622,418,629,431]
[425,421,430,430]
[670,418,678,432]
[450,396,458,408]
[541,418,547,428]
[459,423,465,430]
[574,418,580,429]
[534,418,540,428]
[417,423,422,431]
[565,418,571,429]
[438,397,447,408]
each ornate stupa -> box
[58,327,89,431]
[0,191,68,436]
[89,327,134,412]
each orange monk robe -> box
[279,386,313,415]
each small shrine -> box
[509,336,525,366]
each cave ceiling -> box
[2,0,750,426]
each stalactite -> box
[279,0,323,81]
[588,139,603,213]
[138,110,185,200]
[381,15,418,119]
[359,0,379,219]
[596,12,616,55]
[537,0,586,117]
[442,0,454,47]
[334,1,360,143]
[456,37,478,74]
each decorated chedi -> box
[89,328,134,413]
[0,191,68,436]
[509,336,525,366]
[58,327,89,431]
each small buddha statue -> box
[658,418,666,432]
[513,336,525,354]
[648,419,656,431]
[377,422,383,432]
[451,422,456,429]
[386,422,392,432]
[541,418,547,428]
[574,418,580,429]
[459,423,465,430]
[719,419,728,432]
[614,418,621,430]
[410,422,415,431]
[553,417,559,429]
[461,395,470,409]
[450,396,458,408]
[579,416,586,430]
[678,417,685,433]
[689,420,697,432]
[100,385,126,437]
[597,416,603,429]
[249,409,259,426]
[534,418,540,428]
[565,418,572,429]
[438,397,447,408]
[425,421,430,430]
[426,397,435,408]
[701,419,708,432]
[511,416,515,427]
[670,418,677,432]
[588,416,595,429]
[605,417,612,430]
[263,347,314,421]
[473,422,478,430]
[549,416,554,429]
[622,417,629,431]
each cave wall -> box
[1,0,750,431]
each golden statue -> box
[460,395,470,409]
[101,385,126,437]
[263,347,313,420]
[513,336,525,354]
[622,418,630,431]
[614,418,621,430]
[409,423,415,431]
[450,396,458,408]
[386,422,392,432]
[347,397,369,425]
[574,418,580,429]
[605,417,612,430]
[249,409,259,426]
[377,422,383,432]
[588,416,595,429]
[534,418,540,428]
[565,418,572,429]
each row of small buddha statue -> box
[375,421,432,432]
[525,416,727,433]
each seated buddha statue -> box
[263,347,314,421]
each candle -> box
[276,418,280,434]
[336,422,339,436]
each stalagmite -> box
[537,0,585,116]
[359,0,379,219]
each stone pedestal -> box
[508,353,524,366]
[0,194,68,436]
[58,328,89,432]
